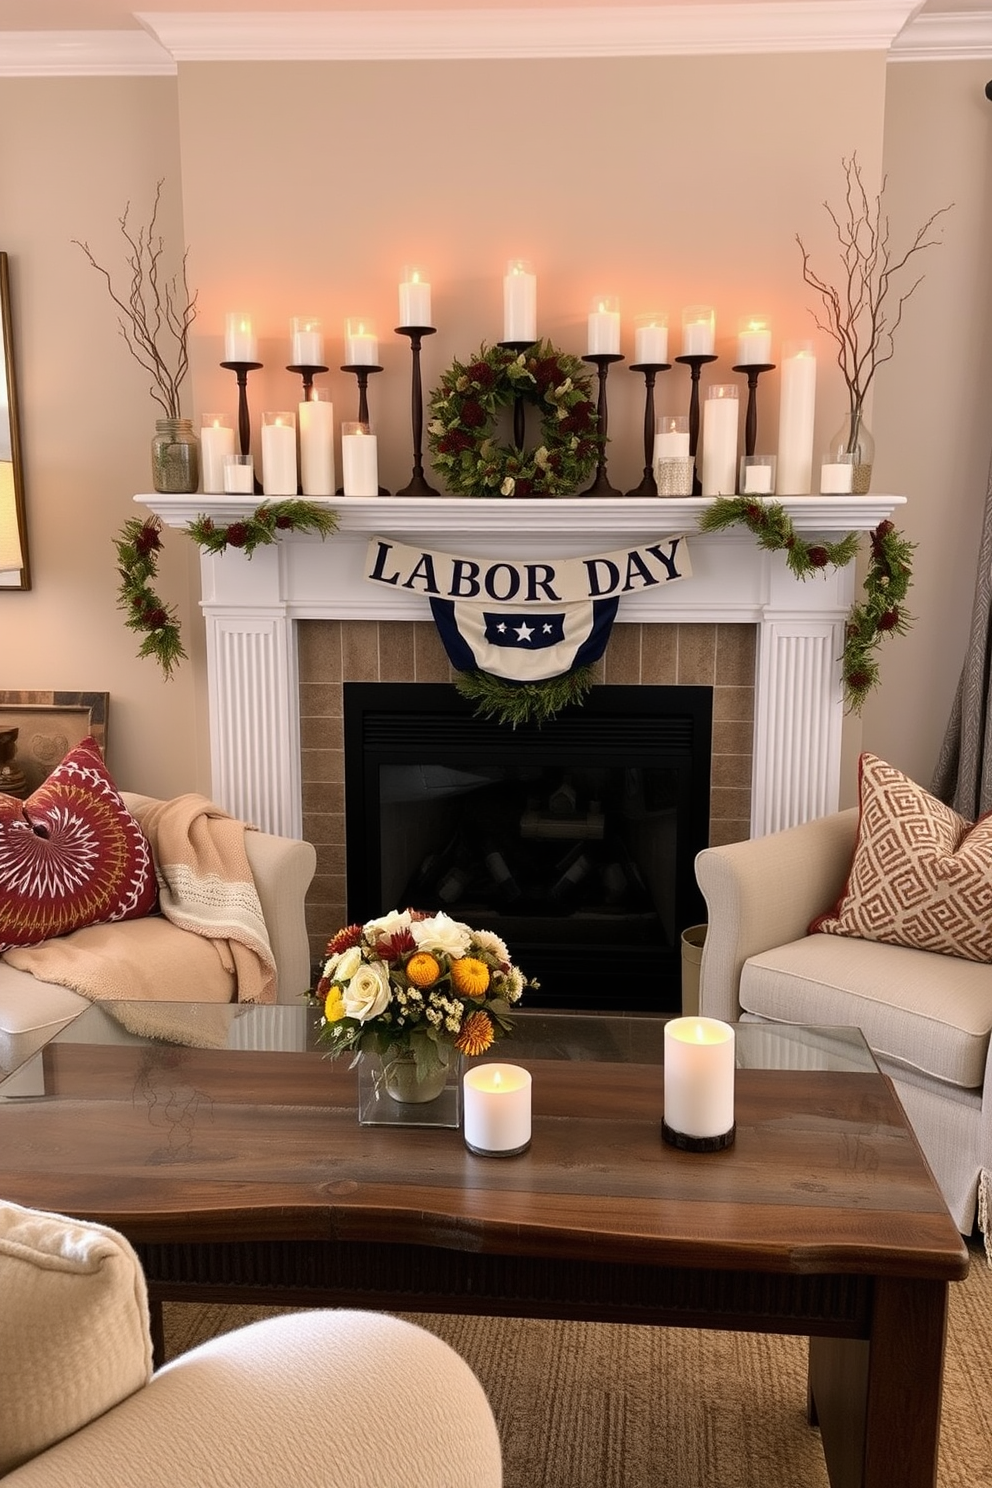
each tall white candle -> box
[634,315,668,366]
[224,312,257,363]
[776,342,817,494]
[261,412,297,496]
[701,385,739,496]
[463,1064,532,1156]
[200,416,235,494]
[681,306,715,357]
[588,295,620,355]
[664,1017,735,1139]
[503,259,536,342]
[298,393,335,497]
[341,422,378,496]
[291,316,324,366]
[736,315,772,366]
[399,267,432,327]
[344,319,378,366]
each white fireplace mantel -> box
[141,493,906,842]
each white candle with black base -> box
[663,1017,735,1150]
[463,1064,532,1156]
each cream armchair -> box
[695,809,992,1239]
[0,1200,502,1487]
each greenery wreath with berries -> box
[115,500,338,678]
[427,340,603,499]
[697,496,914,713]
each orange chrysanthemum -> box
[406,951,441,988]
[451,956,490,998]
[455,1010,495,1057]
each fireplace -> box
[343,682,711,1011]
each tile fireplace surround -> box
[144,494,903,864]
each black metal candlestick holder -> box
[287,363,330,401]
[220,359,264,494]
[731,362,775,457]
[581,352,625,497]
[626,362,672,496]
[674,353,718,495]
[498,339,538,449]
[340,362,389,497]
[395,326,439,497]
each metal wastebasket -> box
[680,923,707,1017]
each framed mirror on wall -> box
[0,252,29,590]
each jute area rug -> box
[163,1239,991,1488]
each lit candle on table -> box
[200,414,235,494]
[681,306,715,357]
[224,312,257,363]
[701,384,739,496]
[776,341,817,494]
[663,1017,735,1148]
[399,266,432,327]
[298,389,335,497]
[634,313,668,365]
[463,1064,532,1156]
[291,316,324,366]
[341,420,378,496]
[503,259,537,342]
[261,411,297,496]
[736,315,772,366]
[587,295,620,355]
[344,318,378,366]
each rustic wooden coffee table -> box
[0,1005,968,1488]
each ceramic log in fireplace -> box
[344,683,711,1012]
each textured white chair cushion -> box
[0,1200,153,1475]
[740,933,992,1090]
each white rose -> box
[500,477,516,496]
[324,944,362,982]
[343,961,392,1022]
[411,911,471,959]
[364,909,412,945]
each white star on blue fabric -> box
[513,621,535,643]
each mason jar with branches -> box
[797,154,951,491]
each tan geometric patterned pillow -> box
[810,752,992,961]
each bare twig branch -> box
[72,180,198,419]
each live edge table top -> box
[0,1005,968,1283]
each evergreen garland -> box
[454,665,596,728]
[698,496,913,712]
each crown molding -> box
[135,6,922,61]
[0,30,174,77]
[889,12,992,61]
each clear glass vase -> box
[358,1050,462,1128]
[151,417,200,494]
[827,408,874,495]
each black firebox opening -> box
[343,683,712,1013]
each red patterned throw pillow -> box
[811,751,992,961]
[0,736,158,952]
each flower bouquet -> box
[313,908,538,1097]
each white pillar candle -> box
[200,416,235,494]
[664,1017,735,1140]
[344,319,378,366]
[341,421,378,496]
[653,415,690,459]
[224,312,257,363]
[463,1064,532,1156]
[291,316,324,366]
[261,412,297,496]
[776,342,817,495]
[701,385,739,496]
[587,295,620,355]
[298,393,335,497]
[736,315,772,366]
[681,306,715,357]
[820,459,854,494]
[740,455,775,494]
[223,453,254,493]
[634,314,668,366]
[503,259,537,342]
[399,266,432,327]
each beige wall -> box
[6,48,987,815]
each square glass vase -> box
[358,1051,463,1128]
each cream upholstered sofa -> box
[0,1199,503,1487]
[695,808,992,1238]
[0,792,317,1078]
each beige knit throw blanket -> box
[3,794,276,1039]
